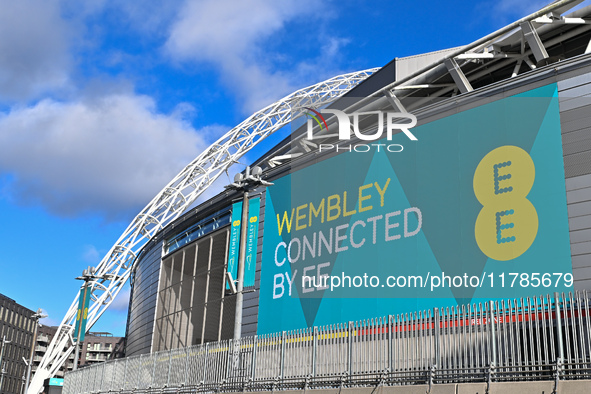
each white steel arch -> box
[28,68,378,394]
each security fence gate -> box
[64,292,591,393]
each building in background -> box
[79,332,125,366]
[32,327,124,378]
[0,294,35,394]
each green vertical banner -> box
[226,201,243,289]
[73,285,90,342]
[244,197,261,287]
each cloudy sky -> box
[0,0,561,334]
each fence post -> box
[251,335,258,382]
[167,351,172,387]
[99,362,105,392]
[280,331,286,380]
[151,352,157,388]
[554,292,565,377]
[312,327,318,378]
[348,321,353,376]
[202,343,210,384]
[490,301,497,368]
[137,354,143,389]
[227,339,234,381]
[122,357,128,390]
[183,348,189,388]
[388,315,393,373]
[434,308,440,369]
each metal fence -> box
[64,291,591,393]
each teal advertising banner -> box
[74,285,91,342]
[258,84,573,334]
[226,201,243,289]
[244,197,261,287]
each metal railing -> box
[64,291,591,393]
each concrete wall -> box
[243,380,591,394]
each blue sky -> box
[0,0,554,336]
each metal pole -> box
[388,315,393,373]
[434,309,440,368]
[232,186,250,374]
[554,292,565,362]
[233,190,250,342]
[24,316,41,392]
[73,279,90,371]
[348,322,353,376]
[0,336,9,392]
[280,331,286,379]
[312,327,318,377]
[73,297,83,371]
[489,301,497,367]
[251,336,258,382]
[167,351,172,387]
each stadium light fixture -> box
[23,309,47,393]
[225,166,273,371]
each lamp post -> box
[24,309,47,393]
[0,336,11,392]
[72,267,97,371]
[225,166,272,370]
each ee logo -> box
[474,145,538,261]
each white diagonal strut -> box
[27,68,378,394]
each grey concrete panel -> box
[568,214,591,231]
[570,228,591,244]
[568,200,591,218]
[561,117,591,134]
[558,82,591,97]
[572,254,591,269]
[572,241,591,256]
[562,129,591,156]
[558,72,591,91]
[564,151,591,179]
[489,381,554,394]
[457,383,487,394]
[560,105,591,124]
[559,96,591,112]
[574,278,591,292]
[566,174,591,191]
[573,265,591,278]
[558,380,591,394]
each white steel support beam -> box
[26,67,377,394]
[520,21,549,62]
[512,59,523,77]
[444,58,474,93]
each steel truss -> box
[27,69,377,394]
[29,0,591,392]
[259,0,588,169]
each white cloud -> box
[0,93,225,219]
[39,309,60,327]
[165,0,345,113]
[495,0,549,15]
[82,245,101,264]
[109,288,130,312]
[0,0,71,102]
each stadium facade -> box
[55,1,591,393]
[125,4,591,357]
